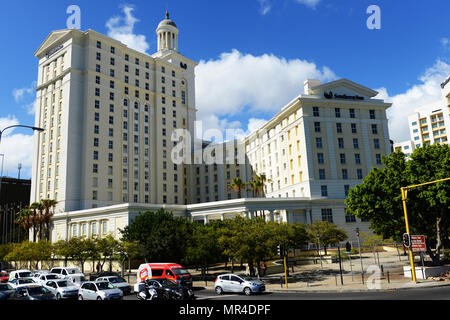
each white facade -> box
[31,13,394,245]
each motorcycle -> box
[136,282,159,301]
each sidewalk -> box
[191,250,450,293]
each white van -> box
[8,269,34,282]
[49,267,86,286]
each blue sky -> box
[1,0,449,178]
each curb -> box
[267,281,450,294]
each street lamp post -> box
[0,124,44,145]
[356,228,364,285]
[317,232,323,269]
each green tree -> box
[120,209,192,263]
[229,178,246,198]
[184,222,225,275]
[97,235,120,272]
[306,221,348,255]
[54,240,72,267]
[346,145,450,264]
[40,199,58,241]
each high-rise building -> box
[31,13,393,244]
[394,76,450,152]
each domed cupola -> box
[156,11,179,52]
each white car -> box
[9,278,37,288]
[49,267,85,284]
[32,270,49,282]
[95,276,132,295]
[36,273,61,285]
[44,279,79,300]
[8,270,34,282]
[78,281,123,300]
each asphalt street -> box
[123,286,450,300]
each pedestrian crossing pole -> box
[284,255,288,289]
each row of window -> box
[313,106,377,119]
[314,122,379,134]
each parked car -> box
[135,263,192,291]
[36,273,60,284]
[0,283,15,300]
[32,270,49,281]
[89,271,121,281]
[0,271,9,283]
[50,267,85,284]
[8,269,34,282]
[44,279,79,300]
[95,276,132,295]
[78,281,123,300]
[9,284,56,301]
[141,278,195,300]
[214,274,265,296]
[9,278,37,288]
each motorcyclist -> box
[137,279,157,300]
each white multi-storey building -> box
[394,77,450,152]
[30,13,393,244]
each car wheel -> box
[243,287,252,296]
[215,286,223,295]
[97,296,102,300]
[78,295,83,300]
[56,293,61,300]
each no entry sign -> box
[410,235,426,252]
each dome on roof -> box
[158,11,177,29]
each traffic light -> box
[403,233,411,248]
[345,242,352,252]
[277,244,283,258]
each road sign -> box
[402,233,410,248]
[408,235,426,252]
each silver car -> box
[214,274,265,296]
[95,276,132,295]
[78,281,123,300]
[44,279,79,300]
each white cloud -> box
[247,118,269,134]
[0,116,34,178]
[195,49,336,121]
[375,59,450,142]
[295,0,321,9]
[258,0,272,15]
[441,37,449,50]
[106,5,149,54]
[12,82,35,103]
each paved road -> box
[124,286,450,300]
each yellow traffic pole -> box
[284,255,288,289]
[401,187,417,283]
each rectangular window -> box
[344,185,350,197]
[374,138,380,149]
[355,153,361,164]
[316,137,323,148]
[321,186,328,197]
[340,153,346,164]
[351,123,357,133]
[313,106,320,117]
[319,169,326,180]
[317,153,324,164]
[335,108,341,118]
[321,208,333,222]
[357,169,363,179]
[349,109,355,118]
[371,124,378,134]
[342,169,348,180]
[353,138,359,149]
[338,138,344,148]
[376,154,382,164]
[314,122,321,133]
[370,110,376,119]
[336,123,342,133]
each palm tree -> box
[229,177,246,198]
[15,208,33,240]
[40,199,58,241]
[29,202,43,242]
[247,178,260,197]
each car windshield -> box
[108,277,125,283]
[96,282,115,290]
[160,279,177,288]
[0,284,13,291]
[18,272,33,278]
[19,279,35,284]
[242,276,257,281]
[56,281,71,287]
[28,286,50,295]
[172,268,189,275]
[66,268,81,274]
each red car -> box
[0,272,9,283]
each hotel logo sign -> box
[324,91,364,101]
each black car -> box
[146,278,195,300]
[0,283,15,300]
[9,285,56,300]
